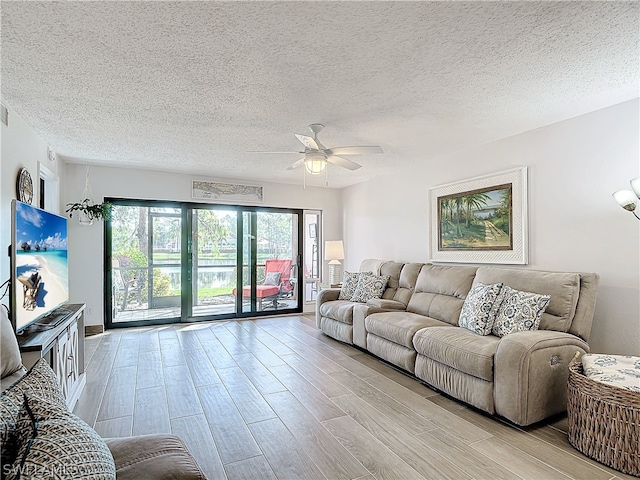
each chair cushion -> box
[413,327,500,381]
[365,312,451,348]
[233,285,280,299]
[319,300,356,325]
[105,434,206,480]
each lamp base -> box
[328,263,343,285]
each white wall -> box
[1,104,63,309]
[63,164,342,326]
[342,99,640,355]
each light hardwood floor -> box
[73,315,632,480]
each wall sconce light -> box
[613,178,640,220]
[324,240,344,285]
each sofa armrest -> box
[104,434,206,480]
[366,298,406,310]
[494,330,589,426]
[315,288,341,327]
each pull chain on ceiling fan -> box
[248,124,384,187]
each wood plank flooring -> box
[74,315,633,480]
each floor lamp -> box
[325,240,344,285]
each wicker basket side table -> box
[567,361,639,477]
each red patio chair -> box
[233,259,293,310]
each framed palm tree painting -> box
[430,167,528,264]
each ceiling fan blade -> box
[326,155,362,171]
[247,150,303,154]
[295,134,320,150]
[286,158,306,170]
[326,146,383,155]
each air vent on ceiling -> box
[1,104,8,126]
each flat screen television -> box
[10,200,69,333]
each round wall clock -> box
[16,167,34,205]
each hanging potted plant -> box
[65,164,112,226]
[65,199,112,225]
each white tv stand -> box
[18,303,86,410]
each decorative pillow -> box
[1,308,23,379]
[350,274,390,303]
[1,359,66,473]
[458,282,504,335]
[338,272,368,300]
[263,272,281,286]
[581,354,640,392]
[7,392,115,480]
[491,286,551,337]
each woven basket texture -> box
[567,362,639,477]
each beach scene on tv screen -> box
[15,202,69,328]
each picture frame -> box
[430,167,528,264]
[192,180,263,204]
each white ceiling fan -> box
[250,124,384,179]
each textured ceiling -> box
[2,1,638,188]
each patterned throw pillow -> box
[7,392,116,480]
[263,272,281,286]
[350,274,390,303]
[1,359,66,472]
[458,282,504,335]
[338,272,368,300]
[491,285,551,337]
[581,354,640,392]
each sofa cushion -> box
[319,300,356,324]
[105,434,206,480]
[491,286,551,337]
[8,392,116,480]
[413,327,500,381]
[391,262,424,305]
[365,311,451,348]
[407,264,477,325]
[351,274,390,303]
[458,282,504,335]
[359,259,384,274]
[338,271,365,300]
[1,359,66,472]
[379,261,404,300]
[474,267,579,332]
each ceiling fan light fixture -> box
[305,153,327,175]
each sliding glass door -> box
[106,200,302,328]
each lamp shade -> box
[324,240,344,262]
[613,190,637,211]
[305,153,328,175]
[630,177,640,198]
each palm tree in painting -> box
[454,196,465,237]
[463,193,491,227]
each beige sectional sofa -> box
[316,259,599,426]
